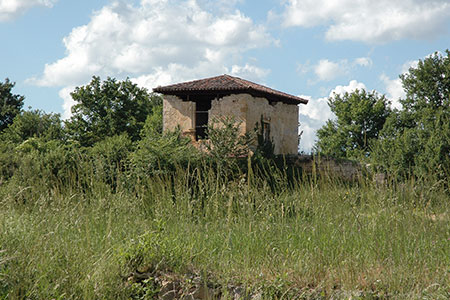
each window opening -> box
[195,100,211,140]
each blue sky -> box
[1,0,450,151]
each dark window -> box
[195,100,211,140]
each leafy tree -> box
[315,89,391,159]
[0,78,25,131]
[401,50,450,113]
[139,104,163,139]
[0,110,65,184]
[372,50,450,177]
[1,109,64,144]
[66,76,162,146]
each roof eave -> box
[153,88,308,105]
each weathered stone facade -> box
[162,93,299,155]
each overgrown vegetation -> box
[0,154,448,299]
[315,50,450,180]
[0,53,449,299]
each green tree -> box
[372,50,450,177]
[0,110,65,183]
[315,89,391,159]
[0,78,25,131]
[1,109,64,144]
[66,76,162,146]
[401,50,450,113]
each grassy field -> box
[0,164,449,299]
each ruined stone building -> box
[153,75,308,155]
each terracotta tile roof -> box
[153,74,308,105]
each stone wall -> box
[292,155,361,180]
[209,94,247,136]
[163,95,195,133]
[162,93,300,155]
[244,95,299,155]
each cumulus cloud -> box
[309,57,371,82]
[380,74,404,110]
[331,80,366,96]
[314,59,344,81]
[58,86,76,120]
[282,0,450,43]
[0,0,56,21]
[29,0,273,118]
[299,80,366,151]
[230,64,270,81]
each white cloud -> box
[0,0,56,21]
[401,59,419,73]
[230,64,270,81]
[314,59,344,81]
[298,116,320,153]
[331,80,366,96]
[282,0,450,43]
[58,86,76,120]
[380,74,404,110]
[29,0,273,118]
[309,57,371,82]
[298,94,333,123]
[355,57,372,67]
[299,80,366,152]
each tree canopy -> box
[401,50,450,113]
[315,89,391,159]
[372,50,450,177]
[1,110,63,144]
[0,78,25,132]
[314,50,450,178]
[66,76,162,146]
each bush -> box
[130,129,199,181]
[89,134,133,191]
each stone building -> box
[153,75,308,155]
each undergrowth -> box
[0,160,449,299]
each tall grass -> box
[0,159,449,299]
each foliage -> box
[0,78,24,132]
[66,76,162,146]
[130,129,198,179]
[315,89,391,159]
[0,142,17,182]
[5,139,84,203]
[0,109,64,144]
[140,104,163,138]
[401,50,450,113]
[372,50,450,178]
[0,110,65,183]
[0,69,448,298]
[0,164,449,299]
[205,116,255,170]
[89,134,133,190]
[253,115,275,159]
